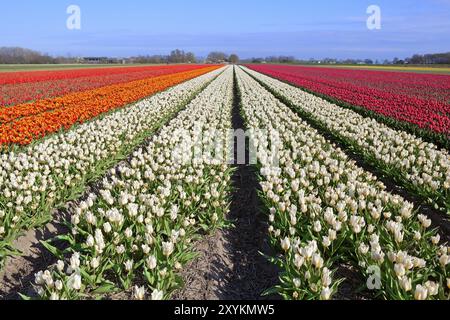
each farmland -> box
[0,65,210,106]
[296,64,450,75]
[0,64,449,301]
[246,64,450,147]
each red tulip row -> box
[246,64,450,134]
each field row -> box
[235,66,449,300]
[0,67,225,264]
[0,65,209,107]
[247,64,450,137]
[242,67,450,216]
[0,65,197,85]
[33,66,235,300]
[0,66,219,146]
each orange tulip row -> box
[0,66,220,146]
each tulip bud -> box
[55,280,63,291]
[294,254,305,269]
[57,260,65,272]
[394,264,406,278]
[320,287,332,300]
[124,260,134,272]
[103,222,112,233]
[134,286,145,300]
[147,255,157,270]
[414,285,428,300]
[431,235,440,245]
[162,242,174,257]
[281,237,291,252]
[89,257,99,269]
[399,276,412,292]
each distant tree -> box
[342,59,357,64]
[364,59,374,65]
[228,54,239,64]
[278,56,296,63]
[207,52,228,63]
[0,47,55,64]
[185,52,196,63]
[251,57,264,63]
[323,58,337,64]
[410,54,425,64]
[168,49,184,63]
[132,55,168,64]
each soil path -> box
[173,67,280,300]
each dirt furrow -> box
[173,66,280,300]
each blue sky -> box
[2,0,450,60]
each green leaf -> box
[40,240,64,259]
[19,293,32,300]
[91,282,119,295]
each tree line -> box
[399,53,450,65]
[2,47,449,65]
[0,47,55,64]
[132,50,239,64]
[0,47,241,65]
[241,52,450,65]
[132,49,197,64]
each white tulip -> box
[68,272,82,291]
[431,235,440,245]
[103,222,112,233]
[281,237,291,252]
[312,254,324,269]
[424,281,439,296]
[124,228,133,239]
[147,255,157,270]
[133,286,146,300]
[399,276,412,292]
[151,289,164,300]
[86,235,95,247]
[50,292,60,301]
[55,280,63,291]
[91,257,100,269]
[320,287,332,300]
[56,260,65,272]
[414,285,428,300]
[162,242,174,257]
[313,221,322,233]
[439,254,449,267]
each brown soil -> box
[0,211,69,300]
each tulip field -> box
[0,64,449,301]
[246,64,450,148]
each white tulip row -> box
[34,66,235,300]
[0,67,225,262]
[236,67,450,300]
[241,66,450,214]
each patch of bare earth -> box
[334,264,374,300]
[0,211,69,300]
